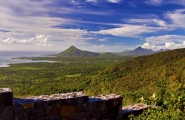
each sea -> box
[0,51,59,67]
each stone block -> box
[46,105,57,116]
[68,112,80,119]
[86,102,97,112]
[26,107,44,119]
[87,112,98,118]
[14,104,28,120]
[76,104,86,113]
[66,97,77,105]
[58,99,67,106]
[79,118,87,120]
[49,115,62,120]
[61,105,75,117]
[22,103,35,109]
[0,106,14,120]
[0,94,3,102]
[78,96,85,105]
[0,102,5,114]
[47,99,59,106]
[105,99,114,106]
[0,88,14,120]
[96,103,106,112]
[36,101,48,109]
[79,112,88,118]
[0,88,13,106]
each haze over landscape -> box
[1,0,185,52]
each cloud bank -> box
[0,0,185,52]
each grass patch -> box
[65,74,81,78]
[1,66,44,71]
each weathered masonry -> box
[0,88,123,120]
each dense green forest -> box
[0,55,131,97]
[0,48,185,119]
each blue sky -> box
[0,0,185,52]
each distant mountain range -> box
[128,47,154,55]
[55,46,170,57]
[56,46,117,57]
[120,47,170,56]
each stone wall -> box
[0,88,14,120]
[0,88,123,120]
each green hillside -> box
[57,46,100,57]
[85,48,185,104]
[84,48,185,118]
[100,52,119,57]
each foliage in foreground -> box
[130,80,185,120]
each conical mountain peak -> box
[57,46,100,57]
[69,45,77,49]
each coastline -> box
[0,51,58,68]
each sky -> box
[0,0,185,52]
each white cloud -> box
[124,18,167,27]
[99,38,108,42]
[115,43,123,45]
[145,35,185,45]
[165,42,176,48]
[107,0,122,3]
[166,9,185,28]
[142,42,152,48]
[123,9,185,31]
[95,24,167,37]
[0,34,51,45]
[145,0,185,6]
[145,0,163,5]
[0,0,100,51]
[142,41,185,50]
[142,35,185,50]
[169,0,185,6]
[86,0,98,3]
[71,0,79,4]
[80,44,135,52]
[1,0,185,52]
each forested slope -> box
[85,48,185,105]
